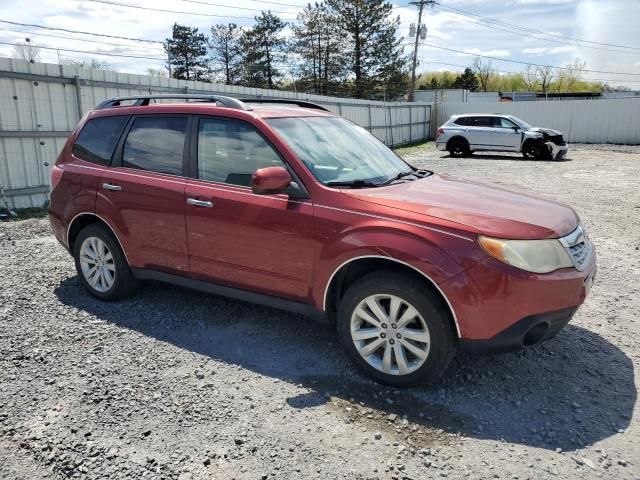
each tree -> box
[453,67,478,91]
[146,68,168,77]
[292,2,348,96]
[61,57,114,70]
[325,0,410,99]
[240,11,287,88]
[209,23,243,85]
[471,57,495,92]
[536,65,554,98]
[522,64,538,91]
[13,40,41,63]
[558,58,586,92]
[164,23,209,81]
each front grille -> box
[559,225,593,271]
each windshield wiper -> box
[379,171,415,186]
[325,179,379,188]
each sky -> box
[0,0,638,88]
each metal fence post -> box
[388,105,394,146]
[73,75,83,120]
[368,103,373,133]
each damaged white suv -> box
[436,114,568,160]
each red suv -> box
[49,94,596,386]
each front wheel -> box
[337,271,457,386]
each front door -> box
[96,115,190,275]
[491,117,523,150]
[185,116,315,301]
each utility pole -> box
[408,0,436,102]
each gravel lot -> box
[1,145,639,480]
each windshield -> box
[509,116,533,130]
[267,117,413,186]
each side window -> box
[121,116,187,176]
[197,117,286,187]
[453,117,468,126]
[72,116,128,165]
[466,117,490,127]
[494,117,518,129]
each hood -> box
[344,174,579,239]
[529,127,563,136]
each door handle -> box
[187,198,213,208]
[102,183,122,191]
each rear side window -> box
[466,117,492,127]
[453,117,468,126]
[72,116,128,165]
[122,116,187,176]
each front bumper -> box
[440,246,596,350]
[547,142,569,160]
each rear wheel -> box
[447,138,470,158]
[337,271,456,386]
[73,223,137,300]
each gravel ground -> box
[1,146,639,480]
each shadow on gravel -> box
[444,153,572,162]
[54,277,635,452]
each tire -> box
[73,223,137,301]
[522,140,542,160]
[337,271,457,387]
[447,138,470,158]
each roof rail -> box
[95,94,252,111]
[239,98,330,112]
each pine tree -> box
[209,23,243,85]
[240,11,287,88]
[325,0,410,99]
[453,67,479,91]
[164,23,209,81]
[292,2,348,96]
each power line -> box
[0,19,162,44]
[420,42,640,76]
[431,4,640,56]
[417,57,640,84]
[432,3,640,51]
[177,0,294,16]
[0,40,167,60]
[81,0,299,20]
[0,27,165,50]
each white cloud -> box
[460,48,511,57]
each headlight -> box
[478,236,573,274]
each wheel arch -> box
[323,255,461,337]
[67,212,130,266]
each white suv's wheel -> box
[337,271,456,386]
[73,223,137,300]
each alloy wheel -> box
[350,294,431,376]
[79,236,116,292]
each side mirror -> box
[512,126,520,131]
[251,166,292,195]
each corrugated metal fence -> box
[0,58,431,209]
[437,99,640,144]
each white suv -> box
[436,114,568,160]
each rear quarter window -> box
[453,117,468,126]
[72,116,128,165]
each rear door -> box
[464,116,493,149]
[96,115,190,275]
[490,117,522,151]
[185,115,315,301]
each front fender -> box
[312,220,486,310]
